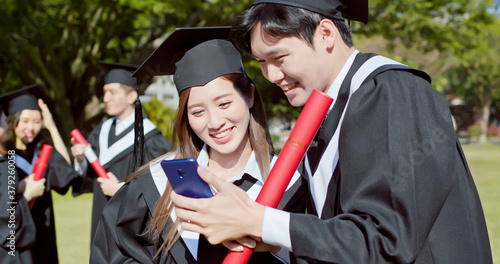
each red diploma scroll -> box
[70,129,109,179]
[29,144,53,209]
[223,89,333,264]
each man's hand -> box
[70,138,86,163]
[171,166,266,245]
[97,172,121,196]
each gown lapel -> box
[305,52,419,218]
[307,53,377,175]
[14,148,38,175]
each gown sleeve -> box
[289,70,472,263]
[90,178,159,264]
[45,149,79,195]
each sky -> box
[489,0,500,13]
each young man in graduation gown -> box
[71,62,171,243]
[170,1,493,263]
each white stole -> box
[98,118,156,166]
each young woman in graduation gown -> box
[0,107,45,264]
[90,27,305,264]
[1,89,80,264]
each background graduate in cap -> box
[90,26,302,264]
[171,1,493,263]
[0,84,80,264]
[0,103,45,264]
[1,84,71,164]
[70,61,171,244]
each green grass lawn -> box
[461,141,500,263]
[53,191,92,264]
[53,142,500,263]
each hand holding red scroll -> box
[70,129,109,179]
[29,144,53,209]
[222,89,333,263]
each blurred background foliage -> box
[0,0,499,143]
[142,97,176,141]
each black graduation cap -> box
[0,84,45,116]
[99,61,139,89]
[133,26,246,94]
[252,0,369,24]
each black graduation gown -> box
[90,156,305,264]
[0,154,36,264]
[5,141,80,264]
[72,117,171,242]
[289,53,492,263]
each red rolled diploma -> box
[70,129,109,179]
[223,89,333,263]
[29,144,53,208]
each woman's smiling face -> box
[187,77,253,156]
[15,109,43,145]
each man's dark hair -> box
[231,3,353,54]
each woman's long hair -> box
[143,73,274,257]
[5,111,23,146]
[0,143,5,156]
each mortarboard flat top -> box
[0,84,45,116]
[252,0,368,24]
[133,26,246,94]
[99,61,139,89]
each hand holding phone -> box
[161,158,214,198]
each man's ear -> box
[128,89,138,105]
[318,18,337,50]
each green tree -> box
[441,20,500,143]
[142,97,176,142]
[2,0,498,144]
[353,0,498,143]
[355,0,494,53]
[0,0,252,140]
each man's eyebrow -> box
[252,49,286,60]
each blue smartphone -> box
[160,157,213,198]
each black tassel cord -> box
[132,98,145,172]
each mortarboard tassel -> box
[133,97,145,172]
